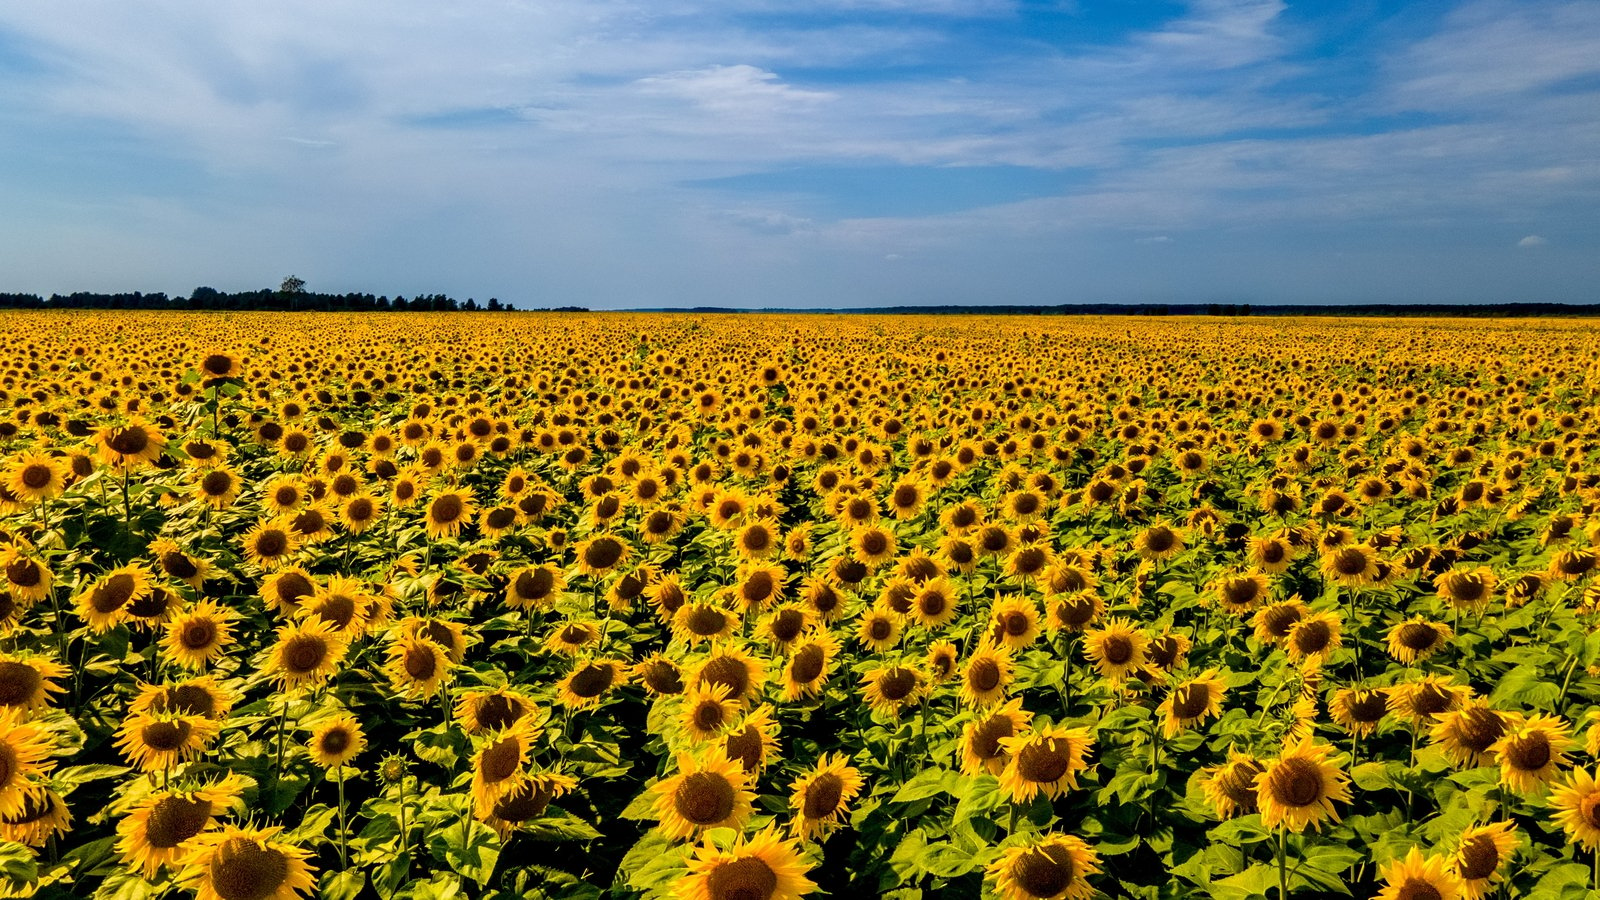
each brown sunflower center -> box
[431,495,464,524]
[19,465,53,490]
[1394,880,1442,900]
[1346,691,1387,723]
[493,781,556,822]
[802,772,845,818]
[970,715,1014,760]
[1011,844,1074,898]
[473,695,524,732]
[284,636,328,675]
[318,728,352,756]
[769,609,805,643]
[1101,635,1134,665]
[1171,683,1213,719]
[567,663,615,698]
[583,538,624,570]
[1410,684,1454,717]
[868,617,893,641]
[1457,834,1500,881]
[480,737,523,782]
[515,568,554,600]
[1397,623,1441,651]
[1217,760,1264,812]
[252,530,288,559]
[1016,740,1072,784]
[5,560,42,588]
[201,470,234,496]
[673,771,735,825]
[1332,548,1370,576]
[790,645,826,684]
[877,667,917,702]
[162,552,199,580]
[165,685,219,717]
[1505,732,1551,771]
[741,572,775,606]
[693,701,727,732]
[208,837,290,900]
[1455,708,1505,752]
[91,573,139,613]
[107,427,151,456]
[142,720,193,752]
[202,354,236,376]
[144,795,214,848]
[1293,621,1332,654]
[1142,528,1176,554]
[705,856,777,900]
[0,663,42,706]
[725,725,764,770]
[1267,758,1324,808]
[404,645,439,680]
[968,658,1003,693]
[1003,612,1030,637]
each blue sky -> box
[1,0,1596,308]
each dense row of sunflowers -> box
[0,311,1598,899]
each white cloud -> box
[635,65,836,115]
[1518,234,1547,247]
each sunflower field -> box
[1,310,1600,900]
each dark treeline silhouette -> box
[0,288,535,312]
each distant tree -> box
[487,297,503,312]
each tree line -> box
[0,277,575,312]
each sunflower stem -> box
[1277,825,1289,899]
[336,765,348,867]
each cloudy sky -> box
[1,0,1596,308]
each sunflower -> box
[860,665,925,717]
[988,833,1101,900]
[1386,618,1454,665]
[241,517,301,570]
[0,785,71,847]
[1329,687,1389,737]
[261,476,305,515]
[1252,599,1310,646]
[558,658,626,710]
[575,533,630,577]
[454,688,538,736]
[479,769,579,837]
[1254,739,1351,832]
[74,563,152,632]
[1200,751,1266,819]
[1430,700,1509,769]
[117,774,246,878]
[849,525,897,569]
[674,824,814,900]
[1375,848,1461,900]
[176,825,316,900]
[636,655,685,698]
[193,466,242,510]
[337,493,384,534]
[307,713,365,769]
[924,640,959,683]
[506,564,565,610]
[989,596,1041,651]
[1387,676,1468,724]
[905,577,959,630]
[1082,619,1148,681]
[789,752,863,841]
[403,617,467,662]
[115,711,220,773]
[1158,669,1226,737]
[998,726,1094,802]
[1247,534,1295,574]
[5,453,67,503]
[724,704,780,773]
[732,563,785,613]
[132,676,237,720]
[1045,592,1103,634]
[1320,544,1379,587]
[1212,572,1270,615]
[959,642,1015,708]
[1132,523,1184,561]
[423,489,477,540]
[652,748,755,840]
[1450,821,1518,900]
[0,653,68,713]
[683,682,739,742]
[149,538,210,589]
[96,418,167,470]
[259,568,317,617]
[1490,713,1574,795]
[0,710,55,817]
[960,699,1031,776]
[1435,567,1496,612]
[782,634,837,701]
[760,605,811,651]
[472,721,539,813]
[268,618,349,692]
[0,546,52,605]
[545,619,602,656]
[856,608,903,653]
[1284,611,1343,663]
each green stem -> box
[1278,826,1289,899]
[336,765,348,867]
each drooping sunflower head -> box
[781,634,835,701]
[988,833,1101,900]
[558,658,626,710]
[114,710,220,773]
[116,774,245,879]
[454,688,538,736]
[175,825,316,900]
[1430,700,1508,769]
[961,698,1031,776]
[674,824,814,900]
[1158,669,1227,737]
[1491,713,1574,795]
[1200,751,1266,819]
[1330,686,1389,737]
[634,654,685,697]
[1450,821,1518,897]
[1386,618,1454,665]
